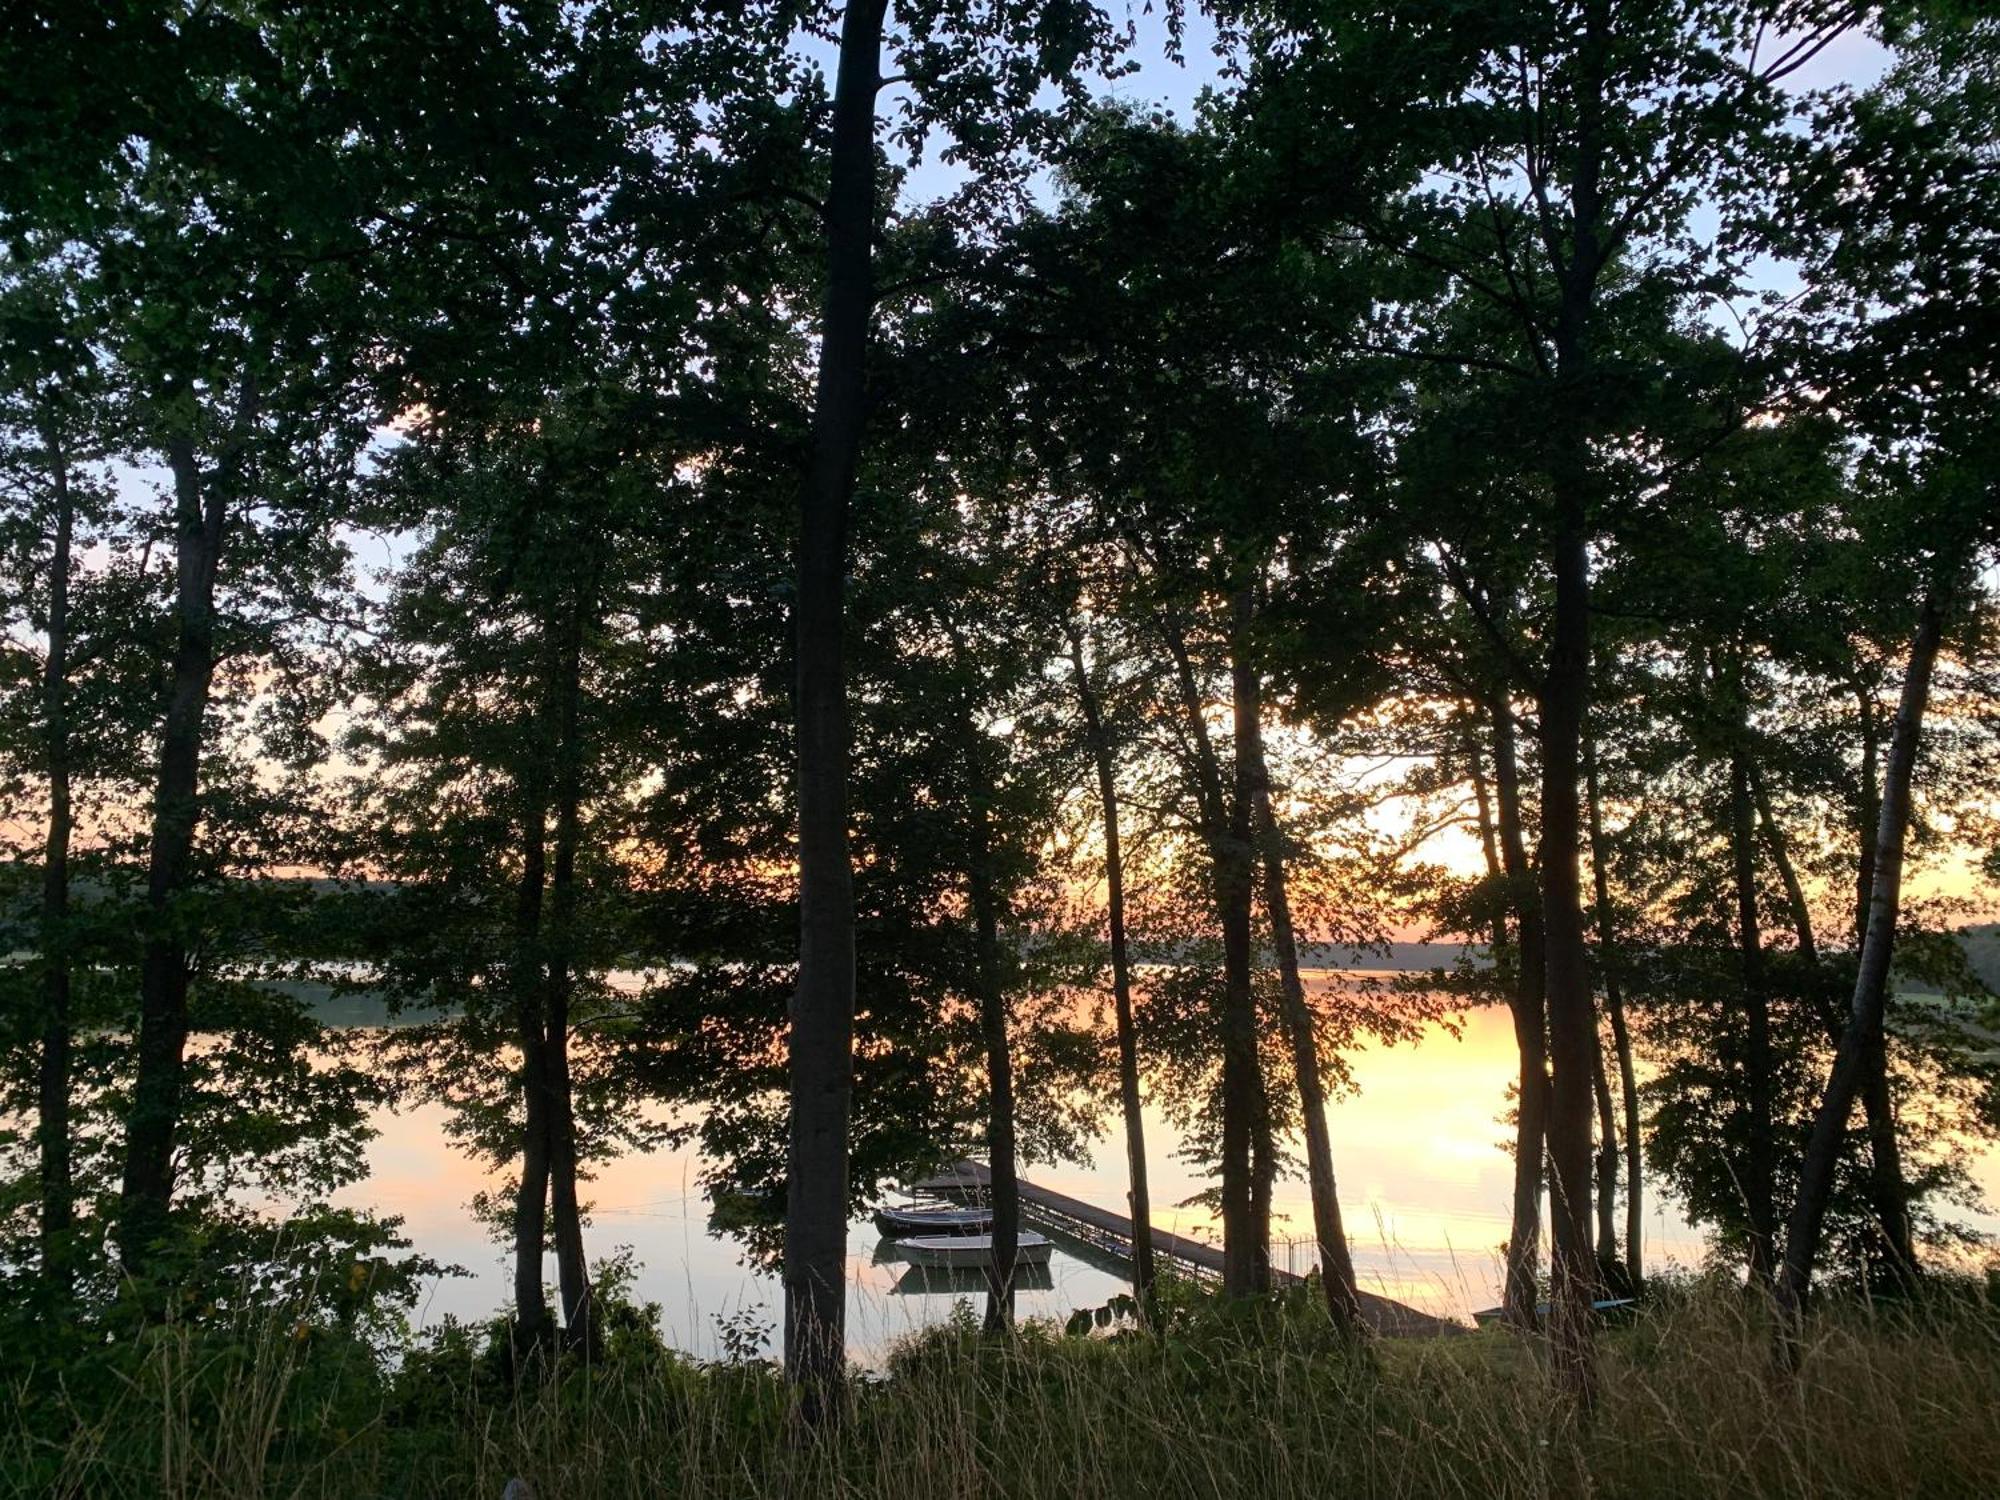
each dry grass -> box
[8,1285,1998,1500]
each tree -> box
[1584,730,1643,1287]
[1063,609,1159,1318]
[0,253,117,1300]
[1236,587,1363,1330]
[1772,6,2000,1342]
[354,394,687,1362]
[784,0,884,1400]
[779,0,1140,1403]
[1226,0,1865,1398]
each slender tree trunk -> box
[1066,627,1156,1318]
[1749,765,1816,964]
[1469,745,1507,952]
[785,0,886,1409]
[1589,1035,1618,1282]
[547,1020,593,1349]
[1858,1026,1916,1285]
[1538,511,1597,1403]
[546,602,595,1357]
[1491,699,1548,1328]
[1729,744,1777,1290]
[119,413,240,1275]
[1850,1062,1915,1284]
[1843,704,1918,1283]
[1585,735,1641,1288]
[38,428,75,1295]
[1758,764,1915,1281]
[1221,711,1261,1297]
[512,800,555,1360]
[1535,0,1611,1405]
[967,778,1019,1334]
[1777,585,1948,1348]
[1249,1071,1275,1292]
[1161,614,1259,1296]
[1854,686,1879,953]
[1236,610,1361,1331]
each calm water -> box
[330,992,2000,1361]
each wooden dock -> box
[910,1158,1462,1338]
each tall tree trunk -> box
[1847,698,1918,1282]
[1536,0,1610,1405]
[1160,613,1259,1296]
[38,426,75,1296]
[1469,743,1508,952]
[1749,765,1816,964]
[1729,743,1776,1289]
[512,800,555,1361]
[1236,608,1361,1331]
[1757,764,1914,1280]
[966,776,1019,1334]
[119,403,244,1275]
[546,601,595,1357]
[1857,1026,1916,1285]
[1585,735,1641,1288]
[1777,585,1948,1347]
[1249,1071,1274,1292]
[1490,698,1548,1328]
[1854,685,1879,953]
[785,0,886,1409]
[1222,679,1262,1299]
[546,1020,592,1349]
[1589,1035,1618,1282]
[1065,627,1156,1318]
[1537,511,1597,1403]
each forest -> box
[2,2,1998,1497]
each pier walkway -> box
[910,1158,1461,1338]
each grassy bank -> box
[7,1281,1999,1500]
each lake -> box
[328,989,2000,1362]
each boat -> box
[872,1202,994,1237]
[898,1231,1054,1269]
[892,1261,1056,1295]
[1470,1296,1637,1328]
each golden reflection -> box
[332,985,1997,1353]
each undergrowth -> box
[5,1275,1998,1499]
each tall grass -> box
[6,1282,1997,1499]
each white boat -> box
[898,1231,1053,1269]
[872,1203,994,1237]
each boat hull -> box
[898,1232,1053,1269]
[872,1205,994,1237]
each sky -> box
[879,5,1894,213]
